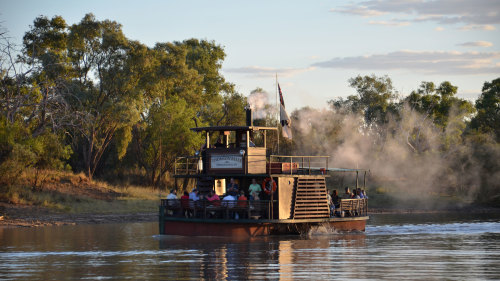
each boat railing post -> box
[308,157,311,175]
[290,156,292,175]
[363,171,366,189]
[356,171,359,189]
[301,157,304,174]
[326,156,328,173]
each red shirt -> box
[238,195,248,207]
[180,195,189,208]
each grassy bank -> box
[0,169,163,216]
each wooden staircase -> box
[292,177,330,219]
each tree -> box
[347,74,399,126]
[471,78,500,141]
[134,96,203,186]
[62,14,144,180]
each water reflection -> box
[156,233,367,280]
[0,213,499,280]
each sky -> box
[1,0,499,111]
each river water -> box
[1,213,499,280]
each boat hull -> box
[160,217,368,237]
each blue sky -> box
[2,0,499,111]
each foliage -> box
[470,78,500,142]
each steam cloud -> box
[291,104,495,208]
[248,89,271,119]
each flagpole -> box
[276,73,279,155]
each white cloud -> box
[312,50,500,75]
[460,24,496,31]
[332,0,500,28]
[368,20,410,26]
[224,66,315,77]
[435,26,445,31]
[330,7,387,17]
[458,41,493,47]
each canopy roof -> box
[190,126,278,133]
[328,168,369,172]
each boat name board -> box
[211,154,243,169]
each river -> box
[1,213,499,280]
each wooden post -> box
[264,131,266,148]
[356,171,359,189]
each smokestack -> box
[246,107,253,126]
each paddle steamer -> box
[159,109,369,237]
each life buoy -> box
[262,177,277,195]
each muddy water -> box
[1,213,499,280]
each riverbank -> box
[0,202,158,228]
[2,201,499,228]
[0,170,163,228]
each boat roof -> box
[329,168,369,172]
[191,126,278,132]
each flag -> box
[278,84,292,139]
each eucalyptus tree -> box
[61,14,144,180]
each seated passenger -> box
[180,191,190,217]
[342,187,351,199]
[353,189,361,199]
[189,188,199,201]
[207,190,220,206]
[332,190,340,207]
[238,190,248,207]
[357,188,365,199]
[222,193,237,208]
[166,189,177,200]
[361,190,368,199]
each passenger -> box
[342,187,351,199]
[332,190,340,216]
[165,189,178,215]
[238,190,248,207]
[353,189,361,199]
[207,190,220,206]
[166,189,177,199]
[332,190,340,207]
[180,191,190,217]
[250,191,260,201]
[227,178,239,196]
[327,191,334,217]
[357,188,365,199]
[180,191,189,201]
[249,137,256,147]
[189,188,199,201]
[222,193,237,207]
[248,178,262,200]
[361,189,368,199]
[214,136,225,148]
